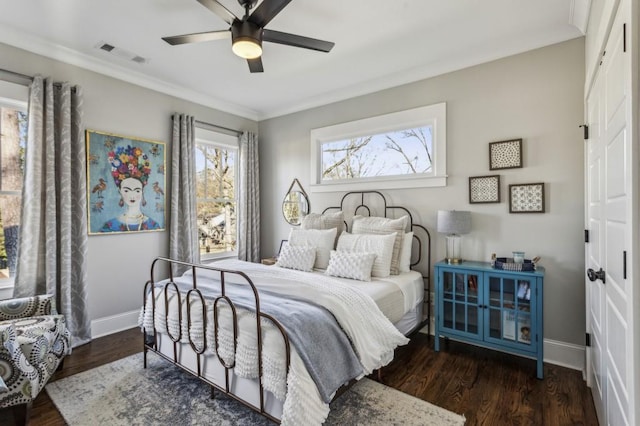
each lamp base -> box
[445,234,464,265]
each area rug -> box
[46,352,465,425]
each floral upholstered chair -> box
[0,294,72,424]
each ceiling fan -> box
[162,0,335,73]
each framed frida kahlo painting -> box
[86,130,166,234]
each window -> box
[194,127,238,259]
[310,103,447,192]
[0,81,28,286]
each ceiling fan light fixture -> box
[231,21,263,59]
[232,38,262,59]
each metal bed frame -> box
[142,257,290,423]
[141,190,432,424]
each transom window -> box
[194,127,238,258]
[0,82,28,284]
[310,103,447,192]
[321,127,433,180]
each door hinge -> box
[586,333,591,347]
[579,124,589,140]
[584,229,589,243]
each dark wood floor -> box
[1,328,598,425]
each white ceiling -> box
[0,0,586,121]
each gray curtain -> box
[238,131,260,262]
[169,114,199,268]
[13,76,91,347]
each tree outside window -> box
[321,127,433,180]
[195,140,237,257]
[0,107,26,279]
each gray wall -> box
[0,42,258,327]
[259,38,586,346]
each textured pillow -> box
[288,227,337,269]
[325,250,376,281]
[301,211,345,246]
[336,232,396,278]
[351,215,408,275]
[275,243,316,272]
[399,231,414,273]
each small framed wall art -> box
[469,175,500,204]
[489,138,523,170]
[509,182,545,213]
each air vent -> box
[99,43,115,52]
[94,41,149,65]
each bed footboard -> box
[141,257,291,423]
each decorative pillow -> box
[336,232,396,278]
[399,231,414,273]
[325,250,376,281]
[351,215,408,275]
[301,211,345,246]
[275,243,316,272]
[288,227,337,269]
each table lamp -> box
[437,210,472,264]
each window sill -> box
[201,253,237,263]
[310,175,447,193]
[0,280,15,290]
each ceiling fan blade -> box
[197,0,238,26]
[162,30,230,46]
[247,57,264,73]
[247,0,293,28]
[263,29,334,52]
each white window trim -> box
[0,80,28,288]
[310,102,447,192]
[194,126,239,261]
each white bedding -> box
[141,260,419,425]
[306,269,423,323]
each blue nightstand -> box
[434,260,545,379]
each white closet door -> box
[584,2,635,424]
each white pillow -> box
[301,211,345,247]
[275,243,316,272]
[325,250,376,281]
[399,231,414,272]
[288,228,337,270]
[336,232,396,278]
[351,215,408,275]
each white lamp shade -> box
[437,210,471,235]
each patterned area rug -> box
[46,352,465,425]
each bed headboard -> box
[321,190,432,333]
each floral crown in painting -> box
[108,145,152,188]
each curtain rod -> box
[195,119,243,136]
[0,68,34,86]
[0,68,77,92]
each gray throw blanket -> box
[155,278,364,403]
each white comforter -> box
[140,259,409,425]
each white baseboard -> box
[91,309,140,339]
[543,338,585,371]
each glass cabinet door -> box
[486,274,533,348]
[440,269,481,338]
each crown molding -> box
[260,32,584,120]
[569,0,591,34]
[0,25,259,121]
